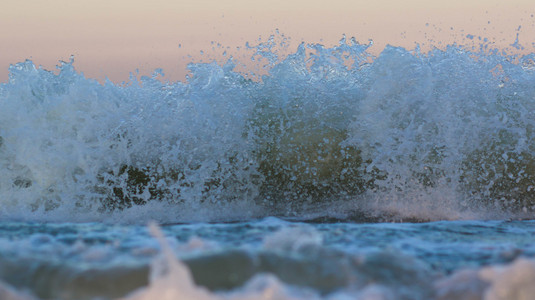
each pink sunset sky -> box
[1,0,534,83]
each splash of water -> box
[1,38,535,223]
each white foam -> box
[481,257,535,300]
[121,223,322,300]
[262,225,323,252]
[436,257,535,300]
[121,223,215,300]
[0,280,36,300]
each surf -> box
[1,37,535,223]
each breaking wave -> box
[1,37,535,223]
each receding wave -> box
[1,38,535,223]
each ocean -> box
[1,38,535,299]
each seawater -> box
[1,37,535,299]
[1,220,535,300]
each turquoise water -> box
[2,37,535,299]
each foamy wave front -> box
[1,38,535,223]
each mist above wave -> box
[1,37,535,222]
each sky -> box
[1,0,534,83]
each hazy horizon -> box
[2,0,534,83]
